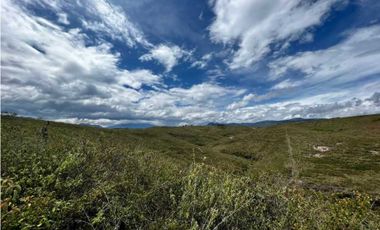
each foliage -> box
[1,115,380,229]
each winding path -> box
[285,129,298,181]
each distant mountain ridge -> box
[108,118,322,129]
[207,118,323,128]
[78,123,103,128]
[107,123,155,129]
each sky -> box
[1,0,380,127]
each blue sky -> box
[1,0,380,126]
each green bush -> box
[1,116,379,229]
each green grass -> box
[1,114,380,229]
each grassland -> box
[1,114,380,229]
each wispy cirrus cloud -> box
[191,53,213,69]
[209,0,343,69]
[81,0,151,47]
[18,0,151,47]
[269,25,380,87]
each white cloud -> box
[2,0,379,127]
[57,12,69,25]
[13,0,150,47]
[269,25,380,87]
[300,32,314,43]
[191,53,213,69]
[136,83,245,120]
[53,117,165,127]
[169,83,244,104]
[209,0,341,69]
[218,81,380,123]
[219,91,380,123]
[118,70,161,90]
[227,93,255,110]
[81,0,150,47]
[1,0,246,126]
[1,0,159,118]
[140,44,191,72]
[83,0,152,47]
[271,79,301,90]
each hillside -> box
[1,114,380,229]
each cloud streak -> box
[269,25,380,88]
[81,0,151,47]
[209,0,342,69]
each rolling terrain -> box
[1,114,380,229]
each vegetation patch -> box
[1,115,380,229]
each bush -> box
[1,117,379,229]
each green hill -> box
[1,114,380,229]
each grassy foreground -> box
[1,115,380,229]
